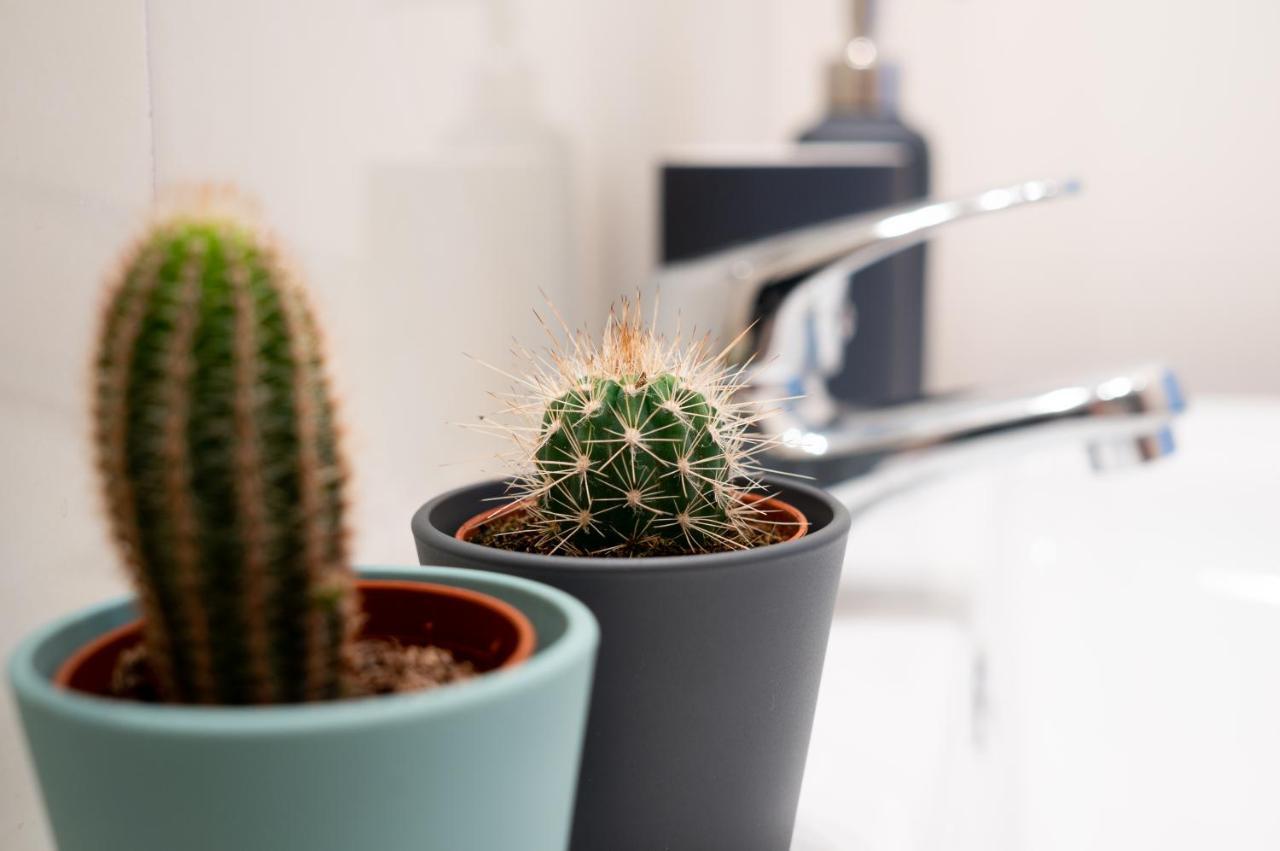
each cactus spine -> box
[93,196,354,704]
[490,301,769,556]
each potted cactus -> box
[9,197,598,851]
[411,303,852,851]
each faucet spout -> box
[770,364,1186,504]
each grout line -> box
[141,0,158,199]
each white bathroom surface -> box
[987,396,1280,851]
[793,471,1000,851]
[794,396,1280,851]
[793,614,971,851]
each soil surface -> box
[343,638,476,697]
[469,507,790,557]
[109,640,476,702]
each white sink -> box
[987,396,1280,851]
[795,396,1280,851]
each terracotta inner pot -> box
[455,491,809,548]
[55,579,537,698]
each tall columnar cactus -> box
[93,195,355,704]
[492,301,769,555]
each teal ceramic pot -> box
[9,566,598,851]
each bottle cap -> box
[828,36,880,112]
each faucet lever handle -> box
[740,177,1083,388]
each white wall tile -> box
[0,3,153,847]
[874,0,1280,394]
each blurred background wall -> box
[3,0,1278,579]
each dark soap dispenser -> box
[659,0,930,407]
[797,0,930,405]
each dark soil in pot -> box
[56,580,536,702]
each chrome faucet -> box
[652,177,1185,498]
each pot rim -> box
[52,579,539,693]
[8,566,597,736]
[412,476,852,575]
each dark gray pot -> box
[411,478,851,851]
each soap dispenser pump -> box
[803,0,926,149]
[825,0,887,116]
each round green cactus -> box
[93,198,354,704]
[536,373,733,549]
[496,302,766,556]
